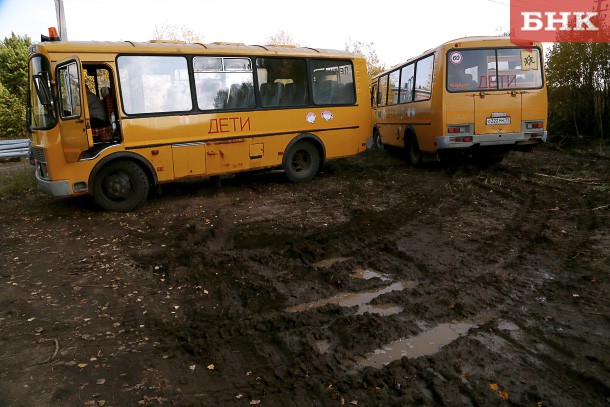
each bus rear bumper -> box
[436,131,547,149]
[36,173,72,196]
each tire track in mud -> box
[119,150,609,406]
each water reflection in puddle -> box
[357,304,404,316]
[286,281,417,315]
[352,268,392,281]
[356,321,477,369]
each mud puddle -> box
[286,280,417,315]
[355,321,478,369]
[355,314,498,369]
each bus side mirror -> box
[33,74,53,106]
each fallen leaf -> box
[189,365,196,371]
[489,383,499,391]
[499,391,509,400]
[78,363,87,368]
[235,394,243,399]
[250,401,261,405]
[207,364,215,370]
[96,379,106,385]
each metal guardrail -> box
[0,139,31,159]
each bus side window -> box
[371,83,377,107]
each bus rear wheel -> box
[93,161,149,212]
[406,135,422,166]
[284,141,321,183]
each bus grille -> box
[31,146,47,163]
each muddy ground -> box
[0,145,608,407]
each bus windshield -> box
[29,55,57,130]
[446,48,543,92]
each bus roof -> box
[374,36,542,79]
[30,40,359,60]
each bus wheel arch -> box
[404,128,421,166]
[89,153,156,212]
[283,134,325,183]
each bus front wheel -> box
[284,141,321,183]
[373,129,384,150]
[93,160,149,212]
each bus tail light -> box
[526,121,544,130]
[453,136,473,142]
[448,127,464,134]
[447,125,470,136]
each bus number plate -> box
[486,117,511,125]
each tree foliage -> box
[345,38,385,82]
[0,33,31,139]
[152,24,204,43]
[546,42,610,144]
[266,30,298,46]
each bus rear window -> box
[447,48,543,92]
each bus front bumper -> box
[36,173,72,197]
[436,131,547,149]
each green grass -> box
[0,162,37,197]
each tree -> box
[266,30,298,46]
[152,24,204,43]
[546,41,610,147]
[345,38,385,82]
[0,33,31,139]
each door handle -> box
[75,119,84,124]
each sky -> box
[0,0,511,67]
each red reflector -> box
[463,137,472,142]
[448,128,460,133]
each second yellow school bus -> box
[28,36,371,211]
[371,36,547,165]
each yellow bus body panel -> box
[372,36,548,156]
[28,41,371,199]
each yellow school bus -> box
[28,35,370,211]
[370,36,547,165]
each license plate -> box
[486,117,511,125]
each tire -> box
[406,134,422,166]
[93,161,149,212]
[373,129,384,151]
[284,141,321,183]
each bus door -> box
[473,50,523,136]
[56,58,94,162]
